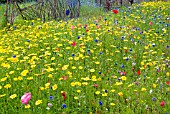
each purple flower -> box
[152,97,157,101]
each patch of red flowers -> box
[137,70,141,75]
[112,9,118,14]
[71,41,76,46]
[61,92,66,100]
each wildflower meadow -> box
[0,1,170,114]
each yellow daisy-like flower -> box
[74,96,79,100]
[39,87,45,91]
[18,76,23,80]
[48,74,53,78]
[141,88,146,91]
[77,90,81,93]
[4,84,11,89]
[51,57,55,60]
[25,104,31,108]
[71,82,75,87]
[102,93,108,97]
[110,103,116,106]
[166,72,170,77]
[95,91,100,95]
[0,94,6,98]
[72,66,76,69]
[111,89,115,92]
[78,66,83,69]
[35,100,42,105]
[1,77,7,82]
[90,69,95,72]
[52,84,57,90]
[153,84,156,88]
[10,94,17,99]
[21,70,29,76]
[121,76,127,81]
[118,92,123,96]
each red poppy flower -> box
[166,81,170,86]
[112,9,118,14]
[61,92,66,100]
[86,29,89,32]
[137,70,141,75]
[71,41,76,46]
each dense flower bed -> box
[0,1,169,113]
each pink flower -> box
[71,26,74,30]
[21,92,31,105]
[149,22,152,26]
[160,100,165,106]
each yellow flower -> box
[82,82,88,86]
[95,62,100,64]
[51,57,55,60]
[1,77,7,82]
[4,84,11,89]
[97,78,102,81]
[90,69,95,72]
[45,83,50,89]
[0,86,2,89]
[74,96,79,100]
[118,92,123,96]
[78,66,83,69]
[18,76,23,80]
[0,94,6,98]
[40,87,45,91]
[110,103,116,106]
[71,82,75,87]
[9,71,14,74]
[168,87,170,91]
[10,94,17,99]
[52,84,57,90]
[128,83,134,87]
[72,66,76,69]
[48,74,53,78]
[35,100,42,105]
[113,76,117,78]
[111,89,115,92]
[121,76,127,81]
[141,88,146,91]
[25,104,30,108]
[21,70,29,76]
[27,77,33,80]
[77,90,81,93]
[153,84,156,88]
[166,72,170,77]
[115,82,123,86]
[102,93,108,96]
[95,91,100,95]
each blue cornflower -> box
[12,55,16,58]
[77,36,80,39]
[94,39,98,42]
[99,101,103,106]
[121,64,124,68]
[49,96,53,100]
[98,72,101,74]
[72,54,75,57]
[62,104,67,108]
[66,10,70,16]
